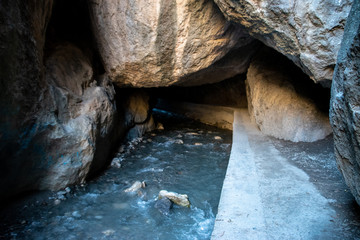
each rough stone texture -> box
[214,0,353,84]
[89,0,257,87]
[246,49,332,142]
[38,43,119,189]
[120,89,156,140]
[158,190,191,207]
[0,0,54,199]
[330,0,360,205]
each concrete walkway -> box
[211,109,336,239]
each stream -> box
[0,110,232,240]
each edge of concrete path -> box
[211,109,266,240]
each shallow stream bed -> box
[0,110,232,240]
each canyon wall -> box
[214,0,353,85]
[330,0,360,205]
[0,0,358,205]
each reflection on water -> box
[0,110,231,240]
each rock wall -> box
[214,0,353,84]
[0,1,155,200]
[0,0,54,199]
[246,48,332,142]
[330,0,360,205]
[89,0,258,87]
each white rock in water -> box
[194,143,203,146]
[124,181,146,193]
[102,229,115,236]
[214,136,222,140]
[175,139,184,144]
[158,190,190,208]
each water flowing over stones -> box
[330,0,360,205]
[214,0,353,84]
[89,0,257,87]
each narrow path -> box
[212,109,336,239]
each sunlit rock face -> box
[330,1,360,205]
[214,0,353,84]
[246,48,332,142]
[89,0,257,87]
[38,43,119,189]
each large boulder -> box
[330,0,360,205]
[214,0,353,84]
[38,43,120,189]
[246,48,332,142]
[89,0,257,87]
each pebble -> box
[214,136,222,140]
[54,199,61,205]
[65,187,71,193]
[194,143,203,146]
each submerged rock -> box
[124,181,146,193]
[154,197,173,215]
[158,190,191,208]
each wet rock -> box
[246,48,332,142]
[214,0,352,83]
[175,139,184,144]
[102,229,115,236]
[158,190,191,208]
[155,197,173,216]
[124,181,146,193]
[54,199,61,205]
[330,1,360,206]
[111,158,122,168]
[194,143,203,146]
[89,0,256,87]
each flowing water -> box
[0,110,232,240]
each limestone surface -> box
[89,0,257,87]
[246,49,332,142]
[214,0,353,84]
[158,190,191,207]
[330,0,360,205]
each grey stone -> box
[154,197,173,215]
[330,0,360,205]
[214,0,353,83]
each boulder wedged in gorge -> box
[39,43,119,189]
[89,0,257,87]
[330,0,360,205]
[246,48,332,142]
[214,0,353,84]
